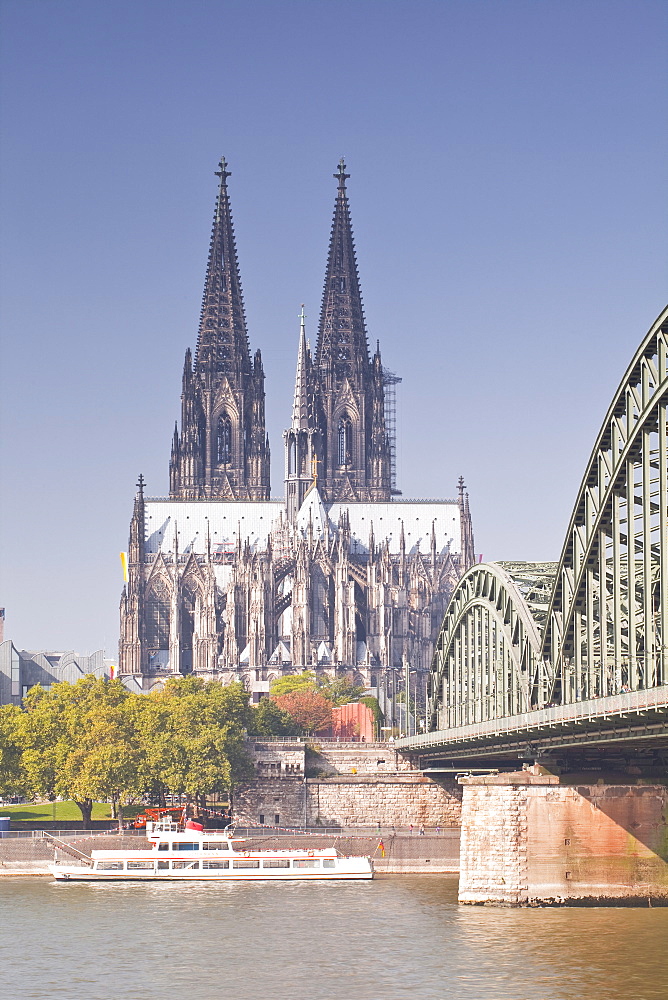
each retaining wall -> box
[236,741,462,830]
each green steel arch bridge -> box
[398,306,668,774]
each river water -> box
[1,875,666,1000]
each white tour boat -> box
[50,819,374,882]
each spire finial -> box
[334,158,349,189]
[215,156,231,188]
[458,475,466,500]
[300,303,306,332]
[136,473,145,498]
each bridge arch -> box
[429,306,668,729]
[429,561,556,729]
[542,306,668,703]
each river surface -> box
[1,875,666,1000]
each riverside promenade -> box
[0,827,460,875]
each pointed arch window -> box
[146,580,170,651]
[217,414,232,464]
[179,583,199,675]
[338,414,353,466]
[198,412,207,455]
[288,436,297,475]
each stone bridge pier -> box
[458,768,668,906]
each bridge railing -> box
[397,684,668,751]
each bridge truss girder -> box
[429,562,553,729]
[428,306,668,732]
[542,307,668,703]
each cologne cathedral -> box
[119,159,475,718]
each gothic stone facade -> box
[119,160,475,714]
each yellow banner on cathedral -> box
[120,552,128,582]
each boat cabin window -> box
[232,859,260,869]
[172,860,199,869]
[262,859,290,868]
[158,860,169,869]
[202,860,229,869]
[322,859,336,868]
[128,861,153,870]
[158,843,170,851]
[177,842,200,851]
[97,861,124,870]
[293,859,320,868]
[203,841,229,850]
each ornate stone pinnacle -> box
[215,156,231,185]
[335,158,350,188]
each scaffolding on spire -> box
[383,367,402,495]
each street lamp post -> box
[303,775,307,830]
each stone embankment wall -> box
[0,834,149,874]
[459,770,668,906]
[239,831,460,873]
[0,830,459,875]
[235,741,462,831]
[305,774,460,829]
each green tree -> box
[250,697,298,737]
[132,694,174,807]
[14,675,256,826]
[19,676,141,827]
[269,671,317,698]
[150,677,254,808]
[317,676,366,706]
[269,671,367,707]
[0,704,25,798]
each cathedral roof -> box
[328,501,461,556]
[143,497,461,560]
[144,500,283,555]
[296,486,328,538]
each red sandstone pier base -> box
[458,770,668,906]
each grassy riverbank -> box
[0,802,143,823]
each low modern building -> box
[0,640,112,706]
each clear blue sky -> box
[0,0,666,655]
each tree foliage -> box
[148,677,253,801]
[273,690,333,735]
[0,704,25,797]
[359,695,384,736]
[3,675,254,826]
[18,676,140,827]
[317,676,366,706]
[269,671,366,708]
[250,697,297,737]
[269,671,317,698]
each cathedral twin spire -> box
[194,157,252,378]
[170,157,391,506]
[315,159,370,383]
[286,160,392,510]
[170,157,269,500]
